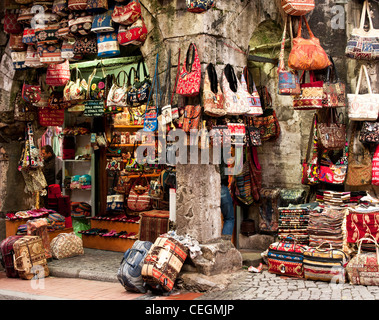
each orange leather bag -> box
[288,16,331,71]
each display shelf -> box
[112,125,144,129]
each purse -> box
[52,0,69,16]
[87,62,107,100]
[281,0,315,16]
[4,10,23,34]
[176,43,201,97]
[106,71,129,107]
[11,51,28,70]
[288,16,331,71]
[302,114,319,185]
[35,23,60,45]
[22,28,36,45]
[97,31,120,58]
[203,63,226,117]
[242,67,263,116]
[128,61,151,105]
[63,67,88,101]
[183,105,202,133]
[346,0,379,61]
[73,34,98,56]
[322,56,346,108]
[278,16,301,96]
[221,64,249,116]
[50,232,84,260]
[293,71,324,110]
[127,174,152,212]
[46,59,71,87]
[38,42,65,64]
[346,235,379,286]
[345,125,372,186]
[10,33,26,52]
[246,125,262,147]
[317,108,346,150]
[117,18,148,47]
[303,242,348,283]
[318,142,348,185]
[360,121,379,144]
[68,0,88,11]
[186,0,215,13]
[91,10,114,33]
[69,12,93,36]
[22,79,42,104]
[112,0,141,26]
[347,64,379,121]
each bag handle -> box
[170,48,181,106]
[137,60,149,81]
[184,42,196,73]
[163,49,172,106]
[128,67,137,86]
[305,114,318,163]
[359,0,374,32]
[355,64,373,95]
[116,70,128,87]
[207,63,218,94]
[278,15,289,72]
[314,242,348,260]
[357,235,379,265]
[297,15,315,39]
[224,64,238,93]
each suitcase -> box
[303,242,348,283]
[117,240,153,293]
[141,235,188,292]
[27,218,52,259]
[346,236,379,286]
[267,235,308,278]
[13,235,49,280]
[0,235,23,278]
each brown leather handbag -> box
[288,16,331,70]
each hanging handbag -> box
[46,59,71,87]
[17,6,34,25]
[91,10,114,33]
[127,61,151,105]
[345,125,372,186]
[317,108,346,151]
[117,18,148,47]
[38,43,65,64]
[288,16,331,71]
[4,10,23,34]
[68,0,88,11]
[106,70,129,107]
[242,67,263,116]
[318,141,348,185]
[143,54,160,132]
[127,174,152,212]
[302,114,319,185]
[246,126,262,147]
[68,12,93,36]
[278,16,301,96]
[24,45,44,68]
[10,33,26,52]
[53,0,69,16]
[252,87,280,142]
[63,67,88,101]
[346,235,379,286]
[22,79,42,104]
[347,64,379,121]
[38,107,65,127]
[183,105,202,133]
[14,93,37,122]
[11,51,28,70]
[346,0,379,61]
[293,71,323,110]
[35,23,60,45]
[22,28,36,45]
[112,0,141,26]
[87,62,107,100]
[87,0,108,13]
[234,149,256,206]
[203,63,226,117]
[372,144,379,186]
[97,31,120,58]
[281,0,315,16]
[322,56,346,108]
[73,34,98,56]
[186,0,215,13]
[221,64,249,116]
[360,121,379,144]
[176,43,201,97]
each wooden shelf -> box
[82,234,136,252]
[112,125,144,129]
[113,144,155,147]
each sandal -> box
[102,229,117,237]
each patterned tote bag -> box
[203,63,226,117]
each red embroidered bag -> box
[4,11,23,34]
[112,0,141,26]
[46,60,71,87]
[176,43,201,97]
[117,18,147,46]
[127,175,152,212]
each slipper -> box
[102,229,117,237]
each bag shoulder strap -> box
[356,64,373,95]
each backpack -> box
[117,240,153,293]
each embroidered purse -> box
[318,141,348,185]
[38,43,65,64]
[22,82,41,104]
[112,0,141,26]
[186,0,215,13]
[10,33,26,51]
[63,67,88,101]
[322,56,346,108]
[127,174,152,212]
[97,31,120,58]
[87,0,108,13]
[11,51,28,70]
[4,10,23,34]
[317,108,346,151]
[360,121,379,144]
[68,0,88,11]
[372,145,379,186]
[117,18,148,47]
[52,0,69,16]
[281,0,315,16]
[176,43,201,97]
[46,59,70,87]
[346,0,379,61]
[203,63,226,117]
[288,16,331,71]
[242,67,263,116]
[91,10,114,33]
[25,45,44,68]
[35,23,60,45]
[87,62,107,100]
[183,105,202,133]
[106,70,129,107]
[73,34,98,56]
[347,64,379,121]
[69,12,94,36]
[293,71,323,110]
[22,28,36,45]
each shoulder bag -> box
[128,61,151,105]
[318,141,348,185]
[91,10,114,33]
[117,18,148,47]
[97,31,120,58]
[242,67,263,116]
[203,63,226,117]
[176,43,201,97]
[293,71,324,110]
[346,0,379,61]
[68,0,88,11]
[106,71,129,107]
[360,121,379,144]
[347,64,379,121]
[288,16,331,71]
[127,174,152,212]
[322,56,346,108]
[317,108,346,150]
[112,0,141,26]
[281,0,315,16]
[63,67,88,101]
[302,114,319,185]
[87,62,107,100]
[46,59,71,87]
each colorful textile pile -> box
[316,190,367,206]
[278,207,310,244]
[46,213,66,231]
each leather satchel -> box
[317,108,346,150]
[288,16,331,71]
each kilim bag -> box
[35,23,60,45]
[13,236,49,280]
[373,144,379,186]
[346,235,379,286]
[68,0,88,11]
[242,67,263,116]
[302,114,319,185]
[117,18,148,47]
[68,12,93,36]
[73,34,98,56]
[4,10,23,34]
[91,10,114,33]
[0,236,23,278]
[26,218,52,260]
[141,235,188,292]
[186,0,215,13]
[345,0,379,61]
[293,71,323,110]
[317,108,346,150]
[281,0,315,16]
[360,121,379,144]
[318,141,348,185]
[278,16,301,96]
[258,188,280,233]
[127,174,152,212]
[322,56,346,108]
[106,71,129,107]
[267,235,308,278]
[22,28,36,45]
[203,63,226,117]
[38,43,65,64]
[176,43,201,97]
[53,0,69,16]
[11,51,28,70]
[303,242,348,283]
[347,64,379,121]
[87,0,108,13]
[9,33,26,52]
[25,45,44,68]
[112,0,141,26]
[46,59,70,87]
[288,16,331,71]
[345,126,372,186]
[139,210,169,243]
[183,105,202,133]
[97,31,120,58]
[117,240,153,293]
[50,232,84,259]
